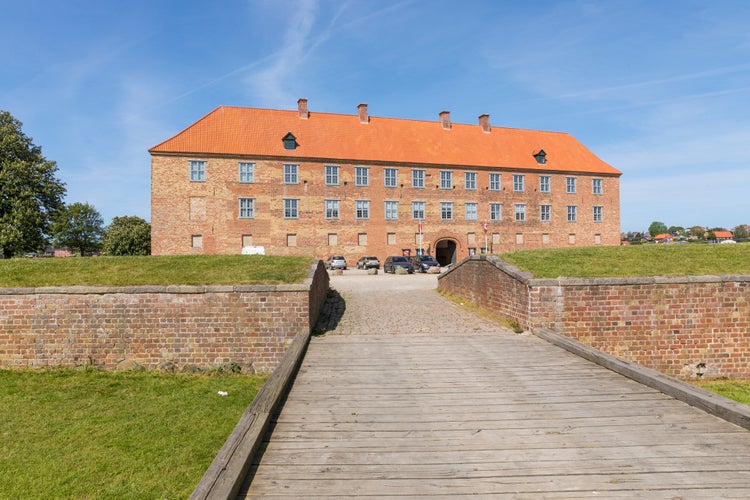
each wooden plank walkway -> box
[240,274,750,498]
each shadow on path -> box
[312,289,346,336]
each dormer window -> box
[533,149,547,165]
[282,132,298,150]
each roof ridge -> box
[211,105,572,135]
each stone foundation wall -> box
[439,256,750,379]
[0,260,329,374]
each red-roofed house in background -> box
[149,100,622,265]
[653,233,674,243]
[714,230,734,241]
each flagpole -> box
[419,219,423,255]
[483,220,488,254]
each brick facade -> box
[0,261,329,374]
[150,102,622,264]
[439,256,750,379]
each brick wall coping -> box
[439,254,750,287]
[0,260,321,295]
[439,255,533,283]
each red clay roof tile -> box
[149,105,621,175]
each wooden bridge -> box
[200,273,750,498]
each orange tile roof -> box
[714,231,733,239]
[150,105,621,175]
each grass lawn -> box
[0,254,312,287]
[499,243,750,278]
[693,379,750,406]
[0,369,267,498]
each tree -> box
[689,226,705,239]
[0,110,66,258]
[51,202,104,256]
[648,221,668,237]
[102,216,151,256]
[733,225,749,241]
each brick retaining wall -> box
[0,260,329,374]
[439,255,750,379]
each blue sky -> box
[3,0,749,232]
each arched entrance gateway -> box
[435,239,458,267]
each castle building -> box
[149,100,621,265]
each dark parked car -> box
[356,256,381,269]
[409,254,441,273]
[326,255,347,270]
[383,256,415,274]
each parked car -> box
[356,256,381,269]
[409,254,440,273]
[326,255,347,270]
[383,256,415,274]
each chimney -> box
[478,114,491,133]
[358,103,369,124]
[439,111,451,130]
[297,98,309,119]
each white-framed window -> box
[489,173,501,191]
[356,200,370,219]
[412,201,425,220]
[440,170,452,189]
[593,178,603,195]
[513,174,525,192]
[283,164,298,184]
[540,204,551,222]
[567,205,577,222]
[325,165,339,185]
[412,169,425,188]
[355,166,369,186]
[284,198,299,219]
[325,199,340,219]
[465,172,477,190]
[489,203,502,221]
[514,204,526,222]
[539,175,550,193]
[190,160,206,182]
[465,202,478,220]
[385,200,398,220]
[440,202,453,220]
[566,176,577,194]
[238,198,255,219]
[384,168,397,188]
[593,205,603,222]
[239,162,255,183]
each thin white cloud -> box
[553,63,750,101]
[244,0,319,106]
